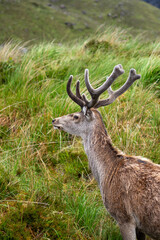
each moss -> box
[0,205,44,239]
[0,202,81,239]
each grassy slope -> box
[0,29,160,239]
[0,0,160,44]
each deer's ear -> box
[81,107,92,120]
[85,109,93,121]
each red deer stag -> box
[52,65,160,240]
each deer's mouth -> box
[54,126,62,130]
[52,123,63,130]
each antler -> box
[66,65,141,112]
[67,75,84,108]
[84,64,124,108]
[94,68,141,108]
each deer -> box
[52,64,160,240]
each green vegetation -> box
[0,29,160,239]
[1,0,160,43]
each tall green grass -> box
[0,29,159,239]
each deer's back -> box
[103,156,160,239]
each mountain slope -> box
[142,0,160,8]
[0,0,160,43]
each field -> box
[1,0,160,43]
[0,28,160,239]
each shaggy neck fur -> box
[82,110,122,191]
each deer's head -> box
[52,65,141,137]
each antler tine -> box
[82,93,90,105]
[67,75,84,108]
[85,69,98,107]
[95,64,125,94]
[94,68,141,108]
[113,69,141,98]
[85,65,125,108]
[76,80,83,100]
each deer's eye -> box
[73,115,79,120]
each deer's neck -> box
[82,116,120,189]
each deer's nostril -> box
[52,119,56,123]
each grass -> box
[1,0,160,44]
[0,28,160,239]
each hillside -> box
[0,29,160,238]
[142,0,160,8]
[0,0,160,43]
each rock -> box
[120,10,127,17]
[112,14,118,19]
[108,11,118,19]
[60,4,66,9]
[0,45,28,54]
[19,47,28,54]
[50,0,59,2]
[84,23,90,29]
[47,3,57,9]
[82,10,87,15]
[117,2,124,7]
[64,22,75,29]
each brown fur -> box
[91,110,160,240]
[53,109,160,240]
